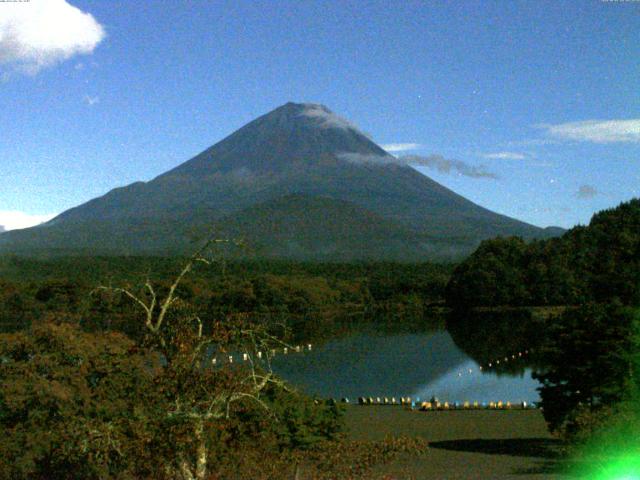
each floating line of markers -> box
[453,348,535,379]
[352,396,537,410]
[210,343,313,365]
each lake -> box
[271,326,541,403]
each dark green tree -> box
[445,236,529,307]
[532,303,637,436]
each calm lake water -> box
[272,328,540,403]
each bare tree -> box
[95,239,291,480]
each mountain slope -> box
[211,194,457,261]
[0,102,561,260]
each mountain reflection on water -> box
[272,317,542,402]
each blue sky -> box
[1,0,639,230]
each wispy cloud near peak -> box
[381,143,422,153]
[338,153,498,179]
[536,119,640,143]
[404,155,498,179]
[482,151,527,160]
[299,104,359,130]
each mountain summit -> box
[0,102,560,260]
[163,102,390,177]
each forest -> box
[445,198,640,308]
[445,199,640,468]
[0,258,451,340]
[1,249,444,479]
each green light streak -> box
[592,454,640,479]
[569,451,639,479]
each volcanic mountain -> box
[0,102,561,260]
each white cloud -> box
[381,143,422,153]
[536,119,640,143]
[0,0,105,75]
[83,94,99,106]
[300,104,360,131]
[482,151,527,160]
[0,211,57,231]
[338,153,498,179]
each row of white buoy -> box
[482,349,533,370]
[453,349,534,379]
[210,343,312,365]
[356,396,409,406]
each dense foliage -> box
[0,244,353,480]
[0,258,452,340]
[0,246,438,479]
[0,322,156,479]
[531,303,638,436]
[445,198,640,308]
[444,199,640,444]
[0,320,358,479]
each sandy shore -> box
[345,406,570,479]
